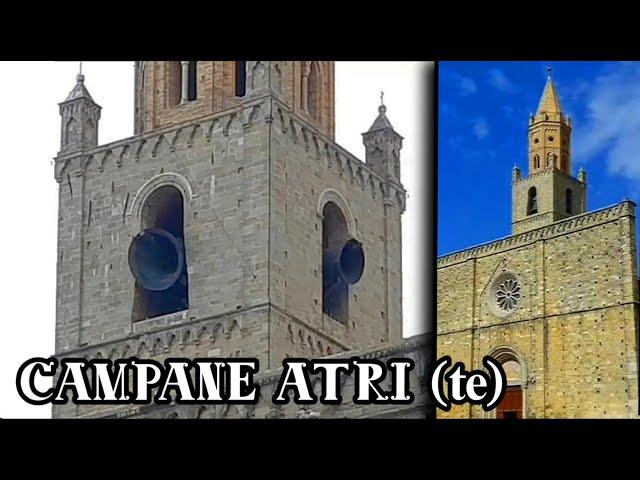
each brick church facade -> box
[52,61,430,419]
[438,72,639,418]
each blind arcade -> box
[17,357,415,406]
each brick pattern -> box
[135,61,335,140]
[437,202,639,418]
[513,167,587,235]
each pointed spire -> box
[536,67,563,116]
[367,91,395,133]
[64,71,96,104]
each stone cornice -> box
[54,301,363,361]
[53,95,407,214]
[270,97,407,213]
[54,303,270,360]
[512,212,555,230]
[513,166,584,185]
[438,201,636,268]
[54,95,273,179]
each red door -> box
[496,386,523,419]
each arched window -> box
[130,185,189,321]
[235,61,246,97]
[566,188,573,215]
[527,187,538,215]
[168,61,181,106]
[187,61,198,101]
[308,62,319,121]
[322,201,364,324]
[533,154,540,170]
[64,117,78,147]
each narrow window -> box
[308,62,319,121]
[235,61,246,97]
[527,187,537,215]
[533,154,540,169]
[187,61,198,101]
[566,188,573,215]
[130,185,189,321]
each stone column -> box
[180,61,189,103]
[301,62,310,111]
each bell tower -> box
[512,68,587,234]
[527,70,572,174]
[53,61,407,418]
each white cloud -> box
[573,62,640,180]
[473,117,490,140]
[488,68,516,93]
[458,76,477,96]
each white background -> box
[0,61,429,418]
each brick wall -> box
[437,201,640,418]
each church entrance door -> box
[496,386,523,419]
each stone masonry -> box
[52,61,426,418]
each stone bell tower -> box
[53,61,407,418]
[512,68,587,234]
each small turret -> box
[513,164,522,182]
[578,167,587,184]
[362,92,403,183]
[58,71,101,154]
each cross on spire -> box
[378,90,387,115]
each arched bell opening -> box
[322,201,364,324]
[130,185,189,321]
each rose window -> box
[489,272,523,317]
[495,276,521,312]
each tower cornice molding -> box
[53,94,407,212]
[52,301,354,360]
[271,97,407,211]
[438,201,636,268]
[512,165,583,185]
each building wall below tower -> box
[437,201,639,418]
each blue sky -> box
[439,61,640,256]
